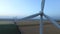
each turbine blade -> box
[44,14,60,29]
[20,13,40,20]
[41,0,45,12]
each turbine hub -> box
[40,11,44,16]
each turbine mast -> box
[40,0,45,34]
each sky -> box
[0,0,60,19]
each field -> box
[0,24,21,34]
[0,20,60,34]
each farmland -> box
[0,20,60,34]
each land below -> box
[0,19,60,34]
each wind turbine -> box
[13,17,21,34]
[15,0,60,34]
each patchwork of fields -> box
[0,20,60,34]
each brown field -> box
[0,20,60,34]
[17,20,60,34]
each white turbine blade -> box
[44,14,60,29]
[41,0,45,12]
[20,13,40,20]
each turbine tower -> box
[15,0,60,34]
[13,17,21,34]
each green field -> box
[0,24,21,34]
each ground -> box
[0,20,60,34]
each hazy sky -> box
[0,0,60,18]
